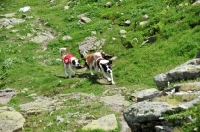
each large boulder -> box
[78,36,106,57]
[0,106,25,132]
[154,59,200,90]
[123,101,174,132]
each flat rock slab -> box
[82,114,118,131]
[0,88,16,104]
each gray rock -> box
[78,36,106,56]
[31,32,55,43]
[0,88,17,104]
[0,106,25,132]
[104,2,112,8]
[123,101,174,131]
[125,20,131,26]
[82,114,118,131]
[154,59,200,89]
[80,16,91,23]
[131,88,159,102]
[153,73,170,90]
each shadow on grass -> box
[55,72,113,86]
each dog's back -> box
[93,52,102,60]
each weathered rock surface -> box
[20,96,64,114]
[78,36,106,57]
[82,114,118,131]
[123,93,200,132]
[154,58,200,90]
[0,88,17,104]
[100,94,130,112]
[31,32,55,43]
[0,106,25,132]
[131,88,159,102]
[0,18,25,29]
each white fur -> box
[99,60,115,85]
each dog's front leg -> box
[64,64,69,78]
[89,63,94,75]
[99,66,111,82]
[110,72,115,84]
[68,65,75,78]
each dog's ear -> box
[72,60,75,65]
[108,60,112,65]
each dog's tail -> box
[82,50,88,59]
[59,48,67,57]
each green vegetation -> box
[0,0,200,131]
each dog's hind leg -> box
[89,63,94,75]
[64,64,69,78]
[110,72,115,84]
[68,65,75,78]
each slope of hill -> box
[0,0,200,131]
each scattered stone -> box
[91,31,96,35]
[143,14,149,19]
[21,88,29,93]
[125,20,131,26]
[62,35,72,40]
[131,88,159,102]
[80,16,91,23]
[19,6,31,12]
[139,21,148,26]
[119,30,127,34]
[56,116,64,124]
[64,5,70,10]
[82,114,118,131]
[104,2,112,8]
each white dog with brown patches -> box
[83,51,115,84]
[59,48,80,78]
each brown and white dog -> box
[59,48,80,78]
[83,51,115,84]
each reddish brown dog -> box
[83,51,115,84]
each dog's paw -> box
[107,78,112,82]
[111,82,115,85]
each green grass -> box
[1,0,200,131]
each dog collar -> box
[64,54,73,65]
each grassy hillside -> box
[0,0,200,131]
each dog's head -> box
[99,60,112,74]
[71,59,80,68]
